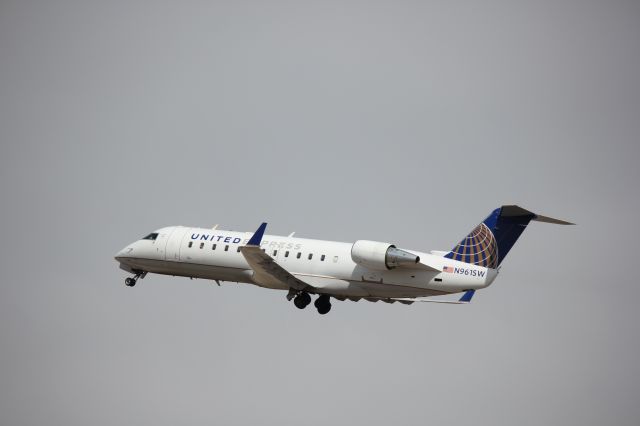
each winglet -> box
[459,289,475,303]
[247,222,267,246]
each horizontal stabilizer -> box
[500,205,574,225]
[532,214,574,225]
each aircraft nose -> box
[114,245,134,261]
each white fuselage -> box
[115,226,498,299]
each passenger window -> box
[296,252,301,259]
[273,250,278,256]
[285,251,289,257]
[200,242,204,249]
[321,255,325,261]
[188,241,193,248]
[212,244,217,250]
[237,247,241,252]
[224,245,229,252]
[308,253,313,260]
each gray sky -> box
[1,0,639,425]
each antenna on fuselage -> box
[288,232,295,237]
[212,224,219,230]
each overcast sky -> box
[1,1,639,425]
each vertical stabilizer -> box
[445,205,573,267]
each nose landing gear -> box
[125,271,146,287]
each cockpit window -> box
[143,233,158,241]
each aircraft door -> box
[165,227,187,261]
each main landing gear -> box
[125,271,146,287]
[294,292,312,309]
[314,295,331,315]
[288,291,332,314]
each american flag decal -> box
[443,266,453,273]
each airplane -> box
[114,205,573,314]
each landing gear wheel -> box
[317,303,331,315]
[314,295,332,315]
[294,292,311,309]
[125,271,146,287]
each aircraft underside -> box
[118,256,448,313]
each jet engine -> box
[351,240,420,271]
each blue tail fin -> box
[445,205,573,268]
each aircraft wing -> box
[240,223,313,292]
[363,290,475,305]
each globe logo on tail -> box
[448,223,498,268]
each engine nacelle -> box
[351,240,420,271]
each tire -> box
[317,303,331,315]
[294,295,307,309]
[299,292,311,306]
[314,295,331,314]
